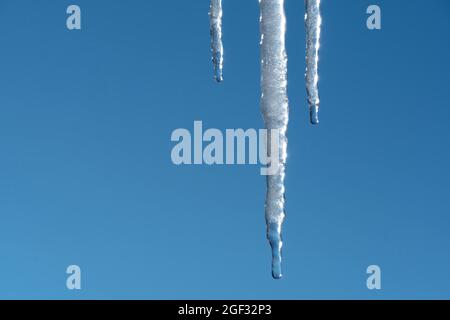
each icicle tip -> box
[310,105,319,125]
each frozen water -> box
[259,0,288,279]
[305,0,322,125]
[209,0,224,82]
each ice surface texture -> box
[209,0,224,82]
[305,0,321,125]
[259,0,289,279]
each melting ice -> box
[209,0,224,82]
[207,0,322,279]
[259,0,288,279]
[305,0,321,125]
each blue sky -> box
[0,0,449,299]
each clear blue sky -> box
[0,0,449,299]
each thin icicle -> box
[305,0,321,125]
[259,0,289,279]
[209,0,224,82]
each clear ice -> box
[259,0,288,279]
[305,0,322,125]
[209,0,224,82]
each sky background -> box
[0,0,449,299]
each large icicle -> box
[305,0,321,125]
[259,0,289,279]
[209,0,224,82]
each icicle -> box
[305,0,321,125]
[209,0,224,82]
[259,0,289,279]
